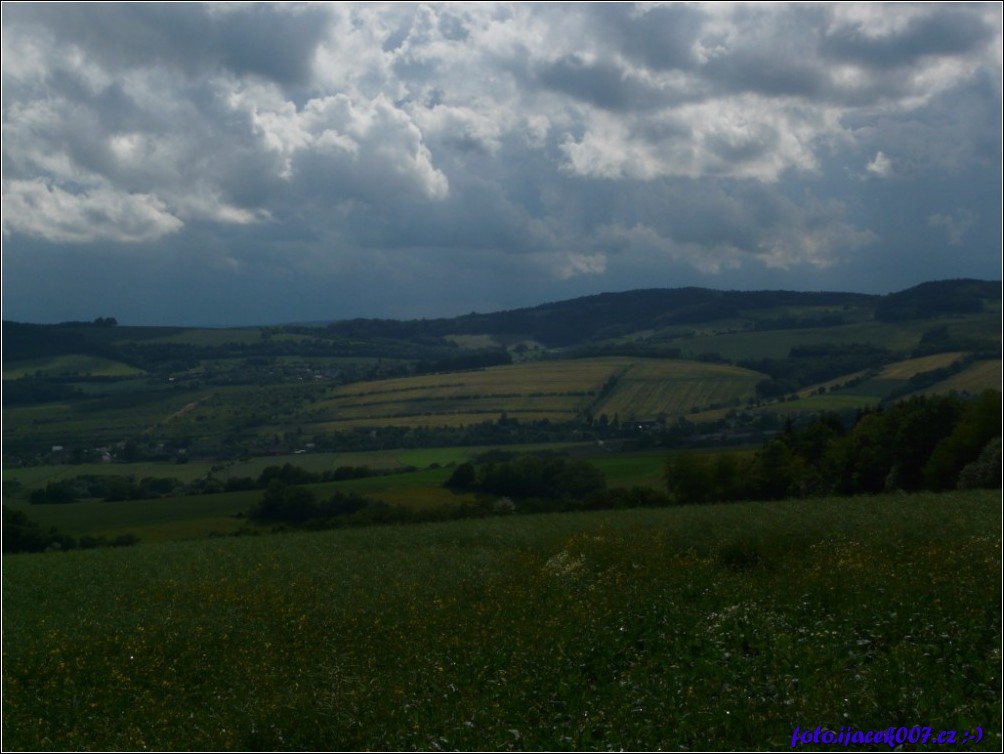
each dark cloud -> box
[532,54,665,112]
[590,3,704,72]
[821,7,994,69]
[6,3,329,85]
[2,2,1000,325]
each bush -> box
[957,437,1002,490]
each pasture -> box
[4,443,615,542]
[3,491,999,751]
[919,359,1002,396]
[667,313,995,361]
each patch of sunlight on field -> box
[323,359,622,401]
[917,359,1002,396]
[594,360,763,420]
[311,410,576,431]
[307,359,633,428]
[313,358,768,428]
[878,352,965,380]
[3,354,146,379]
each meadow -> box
[3,491,999,751]
[3,445,671,544]
[663,314,989,362]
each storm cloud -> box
[2,2,1000,325]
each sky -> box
[2,2,1001,326]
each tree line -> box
[664,391,1001,504]
[3,508,137,554]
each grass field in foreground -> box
[3,491,1000,751]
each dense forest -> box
[665,391,1001,504]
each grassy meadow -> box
[3,491,999,751]
[666,313,995,362]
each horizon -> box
[3,3,1001,327]
[4,275,999,330]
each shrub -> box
[957,437,1002,490]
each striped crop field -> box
[592,360,764,421]
[313,359,617,426]
[311,358,767,429]
[877,352,965,380]
[918,359,1002,396]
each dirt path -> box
[143,395,212,434]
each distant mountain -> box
[874,279,1001,322]
[3,279,1000,362]
[325,280,999,348]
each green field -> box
[314,357,765,429]
[921,359,1002,396]
[2,385,214,450]
[3,491,999,751]
[7,490,258,542]
[141,327,267,346]
[592,359,762,420]
[2,354,146,380]
[4,444,613,541]
[668,314,995,361]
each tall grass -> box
[3,491,1000,751]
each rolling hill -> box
[2,278,999,463]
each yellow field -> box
[592,360,764,421]
[877,352,965,380]
[311,358,766,429]
[920,359,1002,395]
[2,354,145,379]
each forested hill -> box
[3,278,1000,361]
[321,279,1000,347]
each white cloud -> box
[2,179,183,243]
[1,2,999,323]
[928,210,976,246]
[866,151,893,177]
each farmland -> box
[2,280,1001,751]
[1,445,670,544]
[315,357,764,429]
[4,280,1000,465]
[3,491,999,751]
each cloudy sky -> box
[2,2,1001,326]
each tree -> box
[957,437,1002,489]
[665,453,714,504]
[750,438,805,499]
[923,391,1002,490]
[885,395,962,491]
[444,462,476,490]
